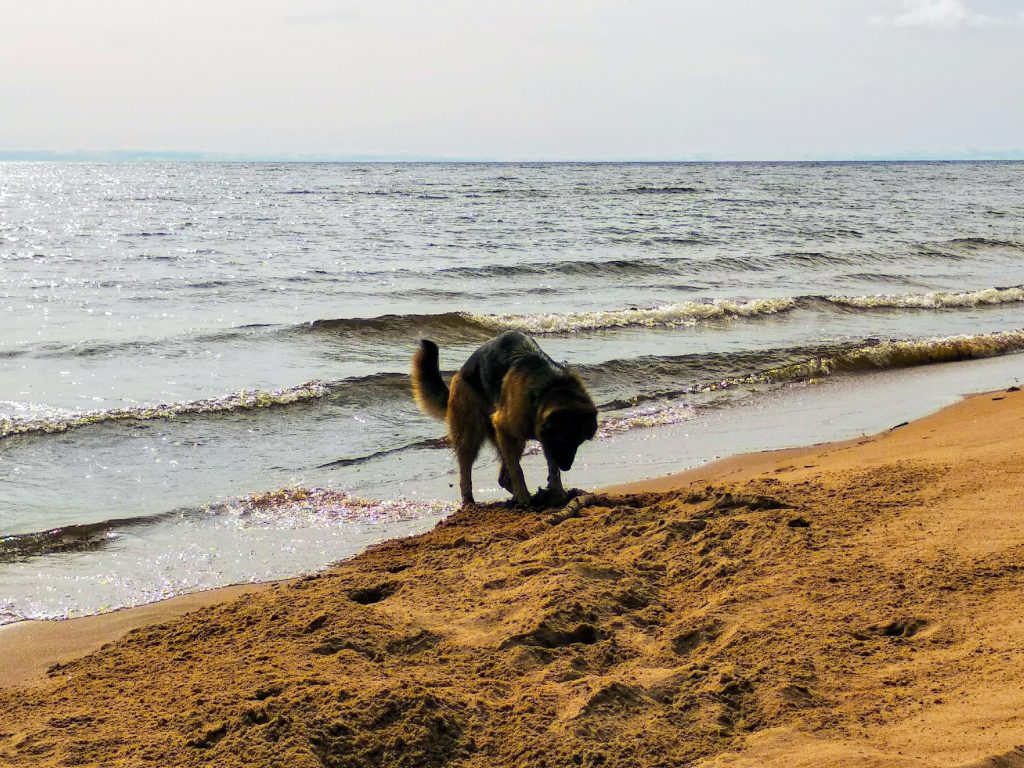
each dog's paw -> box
[504,495,532,510]
[530,487,569,510]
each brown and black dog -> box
[412,330,598,508]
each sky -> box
[1,0,1022,160]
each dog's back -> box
[458,331,562,407]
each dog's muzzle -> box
[556,447,578,472]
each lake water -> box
[1,161,1022,622]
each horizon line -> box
[3,149,1024,163]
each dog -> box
[411,330,598,508]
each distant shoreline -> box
[3,153,1024,163]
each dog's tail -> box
[411,339,449,421]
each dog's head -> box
[540,406,598,471]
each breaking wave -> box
[582,330,1024,442]
[469,298,797,334]
[749,330,1024,383]
[302,298,797,340]
[590,330,1024,410]
[0,381,330,440]
[596,401,696,438]
[827,286,1024,310]
[302,285,1024,339]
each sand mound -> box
[2,389,1024,767]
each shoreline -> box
[0,386,1010,688]
[1,384,1023,765]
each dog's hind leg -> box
[455,434,484,506]
[447,374,489,507]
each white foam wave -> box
[596,401,696,437]
[0,380,331,439]
[217,487,456,529]
[739,330,1024,386]
[828,286,1024,309]
[471,298,796,335]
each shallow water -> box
[1,160,1023,622]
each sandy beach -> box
[2,386,1024,767]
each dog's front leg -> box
[498,463,512,492]
[542,448,568,504]
[494,430,530,507]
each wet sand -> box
[2,387,1023,767]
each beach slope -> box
[2,388,1023,767]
